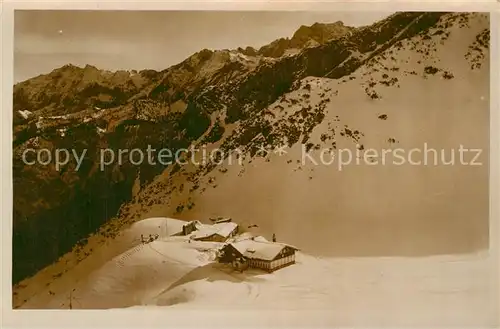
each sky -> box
[14,10,393,83]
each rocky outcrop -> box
[256,21,354,58]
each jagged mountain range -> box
[12,11,490,288]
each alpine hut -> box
[218,236,298,272]
[191,222,239,242]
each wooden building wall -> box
[269,254,295,271]
[218,243,297,272]
[248,247,297,272]
[218,244,243,263]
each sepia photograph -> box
[5,6,498,327]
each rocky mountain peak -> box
[255,20,354,58]
[237,46,258,57]
[292,20,348,43]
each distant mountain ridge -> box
[236,20,354,57]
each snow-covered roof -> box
[214,222,238,237]
[226,232,253,243]
[191,222,238,239]
[229,238,298,261]
[214,217,232,224]
[18,110,32,119]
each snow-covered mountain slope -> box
[14,12,481,283]
[11,15,357,283]
[12,13,495,325]
[130,12,490,257]
[15,217,497,326]
[145,252,496,328]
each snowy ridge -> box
[13,214,497,326]
[11,12,495,327]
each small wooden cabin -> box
[191,222,239,242]
[218,237,298,272]
[209,217,232,224]
[246,245,297,272]
[171,220,201,236]
[214,217,232,224]
[182,221,198,235]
